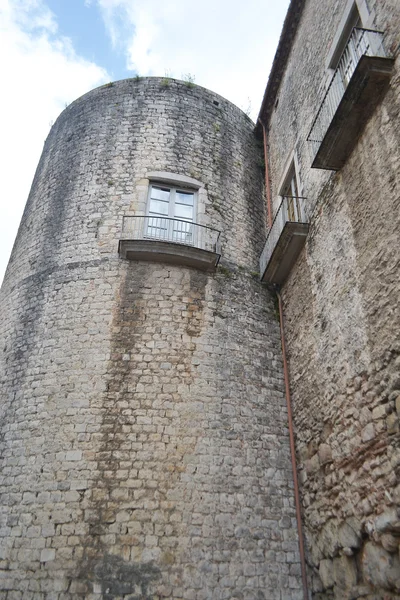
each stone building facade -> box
[0,79,303,599]
[1,1,400,598]
[257,0,400,598]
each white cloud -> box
[0,0,109,285]
[94,0,289,117]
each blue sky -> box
[45,0,131,80]
[0,0,290,284]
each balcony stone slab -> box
[260,222,309,286]
[119,239,220,271]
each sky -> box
[0,0,290,285]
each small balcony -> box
[308,28,394,170]
[119,216,221,270]
[259,196,309,285]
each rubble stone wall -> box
[0,79,303,599]
[264,0,400,597]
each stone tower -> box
[0,78,303,599]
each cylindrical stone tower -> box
[0,78,302,599]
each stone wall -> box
[0,79,303,599]
[263,0,400,597]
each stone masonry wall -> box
[0,79,303,599]
[263,0,400,598]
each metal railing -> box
[260,196,308,277]
[307,28,386,161]
[121,215,221,253]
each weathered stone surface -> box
[374,509,400,534]
[319,521,340,558]
[306,453,321,474]
[338,522,361,550]
[0,78,302,597]
[361,542,400,591]
[332,555,358,590]
[318,443,332,465]
[380,533,399,553]
[319,558,334,589]
[40,548,55,562]
[386,412,399,433]
[261,0,400,597]
[361,423,376,442]
[372,404,387,420]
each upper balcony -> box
[308,28,394,170]
[259,196,309,286]
[119,215,221,271]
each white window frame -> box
[146,184,197,220]
[126,172,209,242]
[146,182,197,245]
[277,151,306,224]
[314,0,377,100]
[325,0,375,72]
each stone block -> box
[319,520,340,557]
[332,555,357,590]
[40,548,55,562]
[65,450,82,461]
[319,558,334,589]
[387,412,399,433]
[338,521,361,550]
[361,423,375,442]
[380,533,399,553]
[372,404,387,420]
[305,453,320,474]
[361,541,400,591]
[359,407,372,425]
[318,443,332,465]
[374,508,400,534]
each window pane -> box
[287,198,296,221]
[176,191,194,206]
[282,168,298,197]
[174,204,194,220]
[147,216,168,238]
[147,226,166,235]
[282,179,291,196]
[149,198,168,215]
[147,216,167,227]
[173,222,193,243]
[290,175,299,198]
[151,186,170,201]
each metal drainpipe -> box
[260,118,309,597]
[276,289,310,600]
[261,122,273,229]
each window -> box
[282,170,300,223]
[120,174,220,269]
[279,159,305,223]
[326,0,374,71]
[325,1,381,91]
[147,184,196,244]
[328,3,361,76]
[327,5,380,96]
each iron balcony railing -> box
[121,215,221,254]
[307,28,387,161]
[260,196,308,277]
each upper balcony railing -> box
[307,28,389,168]
[259,196,309,284]
[119,215,221,270]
